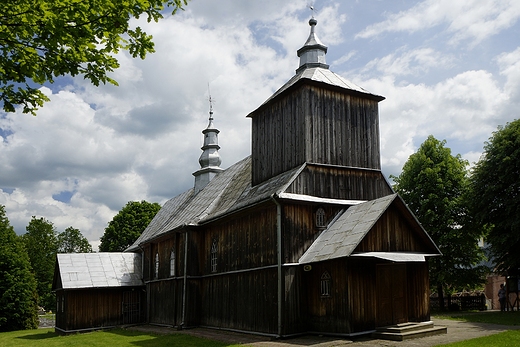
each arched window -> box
[320,271,331,297]
[154,252,159,279]
[316,207,326,227]
[170,248,176,277]
[211,239,218,273]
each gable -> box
[299,194,440,264]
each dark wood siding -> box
[200,269,278,334]
[355,205,437,253]
[304,258,352,334]
[282,203,341,263]
[252,84,381,185]
[56,287,144,333]
[287,165,393,200]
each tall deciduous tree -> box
[0,0,188,115]
[0,205,38,331]
[57,226,93,253]
[391,135,487,307]
[469,119,520,274]
[99,200,161,252]
[21,217,58,311]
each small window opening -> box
[211,239,218,273]
[154,252,159,279]
[170,248,176,277]
[316,208,326,227]
[320,271,331,297]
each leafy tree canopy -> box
[469,119,520,274]
[391,135,487,298]
[99,200,161,252]
[57,226,93,253]
[21,216,58,311]
[0,0,188,115]
[0,205,38,331]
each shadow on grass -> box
[16,330,59,340]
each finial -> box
[296,7,329,73]
[207,83,214,120]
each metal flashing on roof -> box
[350,252,439,262]
[277,192,366,206]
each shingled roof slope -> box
[299,194,440,264]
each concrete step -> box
[372,321,447,341]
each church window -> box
[170,248,176,277]
[211,239,218,273]
[320,271,331,297]
[154,252,159,279]
[316,208,326,227]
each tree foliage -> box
[0,205,38,331]
[57,226,93,253]
[21,217,58,311]
[391,135,487,298]
[0,0,188,115]
[99,200,161,252]
[469,119,520,274]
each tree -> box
[0,205,38,331]
[99,200,161,252]
[1,0,188,115]
[21,217,58,311]
[57,226,93,253]
[391,135,487,307]
[469,119,520,274]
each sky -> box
[1,0,519,250]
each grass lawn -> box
[435,330,520,347]
[433,311,520,326]
[0,328,243,347]
[433,311,520,347]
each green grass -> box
[433,311,520,326]
[0,328,243,347]
[435,330,520,347]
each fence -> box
[430,294,487,311]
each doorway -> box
[376,263,407,326]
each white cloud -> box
[356,0,520,46]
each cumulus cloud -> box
[0,0,517,249]
[356,0,520,47]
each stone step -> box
[372,321,447,341]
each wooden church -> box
[54,18,442,337]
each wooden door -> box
[122,290,141,324]
[376,264,407,326]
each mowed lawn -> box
[434,311,520,347]
[0,328,243,347]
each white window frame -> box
[211,239,218,273]
[170,248,176,277]
[320,271,331,297]
[154,251,159,279]
[316,207,326,227]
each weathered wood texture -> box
[200,204,278,273]
[147,279,182,326]
[304,258,353,334]
[355,204,438,253]
[55,287,144,333]
[200,269,278,334]
[287,165,393,200]
[407,262,431,322]
[282,203,341,263]
[251,84,381,186]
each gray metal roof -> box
[299,194,440,264]
[128,157,308,250]
[247,67,385,118]
[55,253,143,289]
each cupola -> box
[296,18,329,73]
[193,102,223,194]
